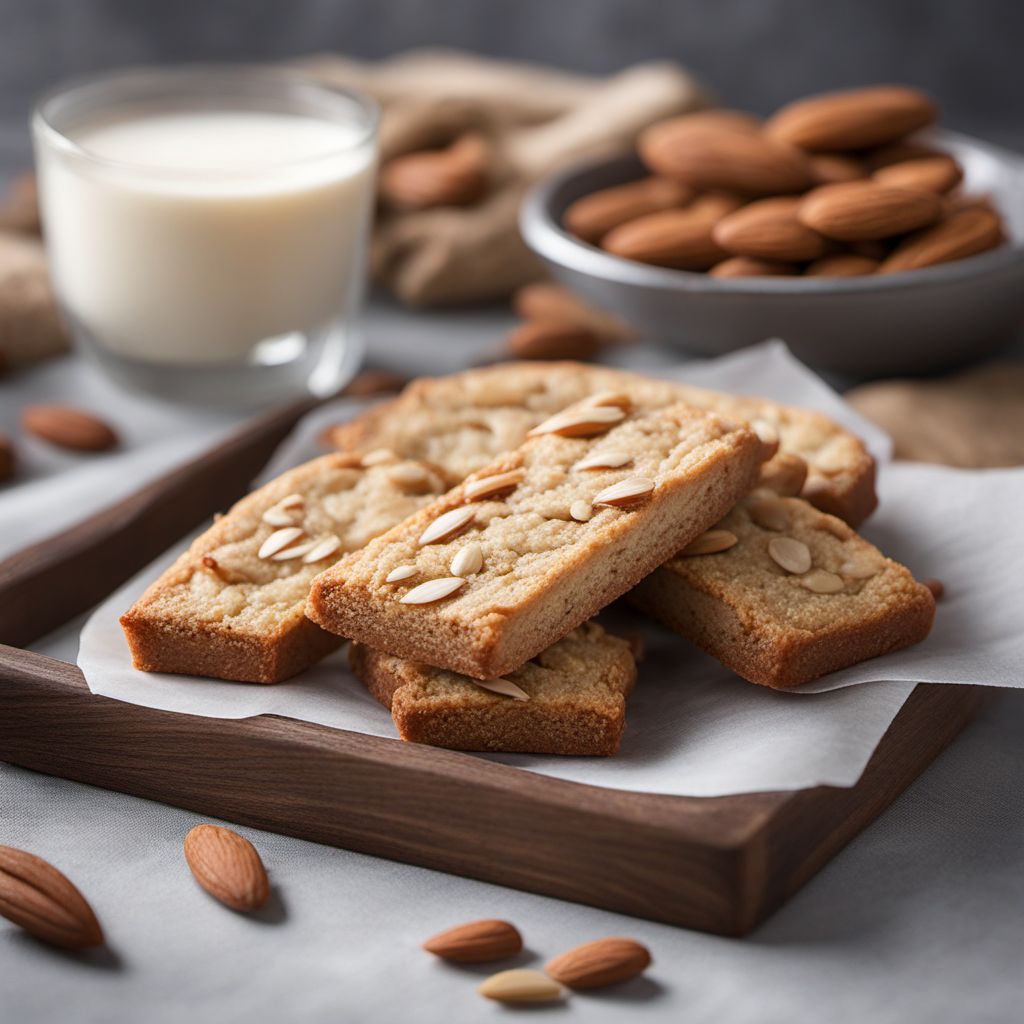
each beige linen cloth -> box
[299,49,707,306]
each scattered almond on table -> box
[422,918,653,1004]
[503,281,634,362]
[545,936,652,989]
[0,845,104,949]
[422,918,523,962]
[183,824,270,912]
[20,403,119,452]
[563,85,1006,276]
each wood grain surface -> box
[0,644,982,935]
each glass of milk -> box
[32,66,378,407]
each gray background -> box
[2,0,1023,173]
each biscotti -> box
[324,361,877,527]
[350,621,637,755]
[629,493,935,689]
[307,397,764,679]
[121,452,446,683]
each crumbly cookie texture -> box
[121,453,446,683]
[307,398,764,679]
[325,361,877,527]
[351,621,637,755]
[629,493,935,689]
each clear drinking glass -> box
[32,66,379,407]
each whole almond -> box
[873,155,963,194]
[183,824,270,912]
[21,404,118,451]
[879,207,1004,274]
[379,133,489,210]
[639,123,813,196]
[0,433,14,482]
[709,256,799,278]
[0,845,104,949]
[798,182,942,241]
[511,283,632,342]
[505,320,601,361]
[423,918,523,962]
[545,936,652,989]
[479,969,563,1003]
[765,85,937,151]
[805,253,880,277]
[808,153,867,185]
[563,176,692,243]
[602,208,727,270]
[713,196,828,262]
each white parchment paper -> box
[77,343,1024,797]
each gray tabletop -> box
[3,298,1024,1023]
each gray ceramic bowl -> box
[520,131,1024,377]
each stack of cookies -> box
[121,363,935,756]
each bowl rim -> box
[519,129,1024,295]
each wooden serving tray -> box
[0,394,982,936]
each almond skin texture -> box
[0,845,104,950]
[798,181,943,241]
[602,208,728,269]
[423,918,523,962]
[545,937,652,990]
[0,433,14,482]
[21,404,118,451]
[873,155,963,194]
[638,123,813,196]
[183,824,270,912]
[379,133,489,210]
[563,176,692,243]
[805,253,880,277]
[808,153,867,185]
[709,256,799,278]
[713,196,828,261]
[765,85,937,151]
[879,207,1004,273]
[505,320,601,361]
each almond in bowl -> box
[519,84,1024,375]
[566,86,1006,277]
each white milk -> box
[37,110,376,365]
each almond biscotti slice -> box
[120,452,446,684]
[350,621,637,755]
[325,361,877,526]
[629,493,935,689]
[307,396,764,679]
